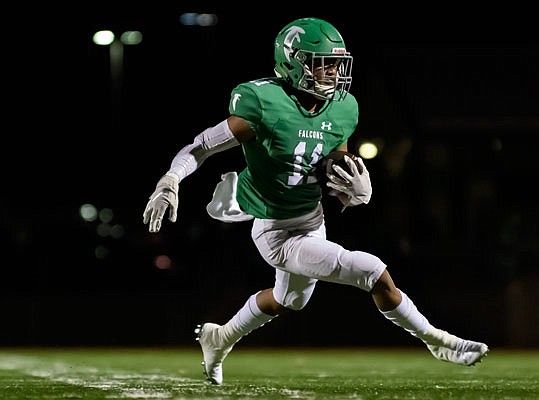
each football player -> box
[143,17,489,385]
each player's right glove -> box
[143,172,179,232]
[326,155,372,211]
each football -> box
[315,150,362,191]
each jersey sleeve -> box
[228,82,263,125]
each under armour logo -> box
[321,121,333,130]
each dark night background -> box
[3,3,538,348]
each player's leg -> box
[196,211,321,385]
[195,288,277,384]
[372,270,489,366]
[196,269,317,384]
[275,228,488,366]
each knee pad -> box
[273,288,311,311]
[337,249,387,292]
[283,299,308,311]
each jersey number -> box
[287,142,323,186]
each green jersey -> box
[228,77,359,219]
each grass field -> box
[0,347,537,399]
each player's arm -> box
[143,117,253,233]
[167,116,252,182]
[227,115,255,143]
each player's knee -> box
[338,250,386,291]
[278,294,311,311]
[284,301,308,311]
[370,270,401,311]
[371,269,395,292]
[265,302,288,315]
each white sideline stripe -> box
[0,355,205,399]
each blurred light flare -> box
[95,245,109,260]
[99,208,114,223]
[154,255,173,270]
[120,31,143,45]
[97,222,111,237]
[93,30,143,46]
[358,141,379,159]
[79,204,125,243]
[492,138,503,151]
[179,13,218,26]
[110,224,125,239]
[93,30,115,45]
[80,204,98,221]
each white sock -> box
[381,289,431,339]
[220,292,275,345]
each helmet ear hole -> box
[283,62,294,71]
[282,62,299,82]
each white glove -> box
[326,155,372,211]
[143,172,179,232]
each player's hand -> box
[143,172,179,232]
[327,155,372,210]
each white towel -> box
[206,171,254,223]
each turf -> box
[0,347,537,399]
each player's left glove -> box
[327,155,372,211]
[143,172,179,232]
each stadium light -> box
[92,30,143,121]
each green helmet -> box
[274,17,353,101]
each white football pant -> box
[251,203,387,310]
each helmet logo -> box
[283,26,305,61]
